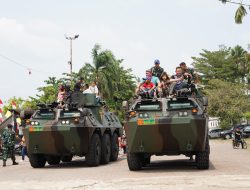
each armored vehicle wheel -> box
[127,152,142,171]
[110,133,119,161]
[61,155,73,162]
[47,156,61,165]
[29,154,46,168]
[141,154,151,167]
[100,133,111,164]
[86,133,101,167]
[196,138,210,169]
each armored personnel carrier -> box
[123,93,209,171]
[24,92,122,168]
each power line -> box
[0,53,54,75]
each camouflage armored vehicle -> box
[24,92,122,168]
[123,94,209,171]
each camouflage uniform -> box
[1,125,18,167]
[150,66,164,79]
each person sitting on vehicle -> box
[135,70,161,97]
[57,84,66,105]
[139,76,156,98]
[169,67,185,96]
[74,77,85,92]
[89,81,99,97]
[179,62,196,82]
[83,84,92,94]
[150,59,164,79]
[234,127,244,148]
[160,72,171,97]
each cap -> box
[154,59,160,64]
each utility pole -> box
[65,34,79,82]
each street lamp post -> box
[65,34,79,82]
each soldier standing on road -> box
[1,124,18,167]
[150,59,164,79]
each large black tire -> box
[47,156,61,165]
[29,154,46,168]
[141,154,151,167]
[100,133,111,164]
[86,133,101,167]
[110,133,119,161]
[196,138,210,169]
[61,155,73,162]
[127,152,142,171]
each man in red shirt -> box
[140,77,155,98]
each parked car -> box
[243,126,250,138]
[220,125,245,139]
[209,128,223,139]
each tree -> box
[204,79,250,129]
[192,46,238,84]
[192,45,250,84]
[219,0,249,24]
[79,44,136,119]
[79,44,117,99]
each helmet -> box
[154,59,160,64]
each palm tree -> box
[79,44,116,99]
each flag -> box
[12,100,17,109]
[0,99,3,105]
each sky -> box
[0,0,250,102]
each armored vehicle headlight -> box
[183,112,188,116]
[62,120,66,124]
[31,121,35,125]
[178,112,183,117]
[65,120,70,124]
[129,111,137,118]
[74,118,80,123]
[35,121,39,126]
[191,108,198,114]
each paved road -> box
[0,140,250,190]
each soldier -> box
[1,124,18,167]
[150,59,164,79]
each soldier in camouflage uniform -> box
[1,124,18,167]
[150,59,164,79]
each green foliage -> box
[204,79,250,128]
[219,0,249,24]
[244,112,250,120]
[3,97,37,114]
[235,5,247,24]
[79,44,136,120]
[192,45,250,84]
